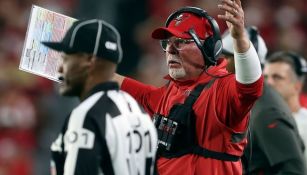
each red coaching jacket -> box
[121,59,263,175]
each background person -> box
[264,51,307,165]
[222,26,307,175]
[41,19,158,175]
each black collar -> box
[84,81,119,100]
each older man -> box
[113,0,264,174]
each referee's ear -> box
[84,54,95,68]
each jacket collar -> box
[164,58,229,87]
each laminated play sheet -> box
[19,5,76,82]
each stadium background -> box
[0,0,306,174]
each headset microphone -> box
[181,55,206,70]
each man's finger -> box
[217,14,239,25]
[234,0,242,7]
[220,0,237,8]
[218,4,239,17]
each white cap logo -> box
[105,41,117,51]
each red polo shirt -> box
[121,59,263,175]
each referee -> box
[42,19,158,175]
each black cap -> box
[42,19,123,64]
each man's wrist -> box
[233,37,250,53]
[234,41,262,84]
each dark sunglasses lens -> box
[160,40,168,51]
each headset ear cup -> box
[203,37,222,65]
[214,40,222,58]
[203,36,215,61]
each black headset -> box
[268,51,307,77]
[246,26,259,52]
[222,26,260,56]
[165,6,222,67]
[246,26,268,66]
[284,52,307,77]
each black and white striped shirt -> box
[51,82,157,175]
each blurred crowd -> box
[0,0,306,174]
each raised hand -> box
[218,0,245,40]
[218,0,249,52]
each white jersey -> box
[50,82,158,175]
[293,107,307,163]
